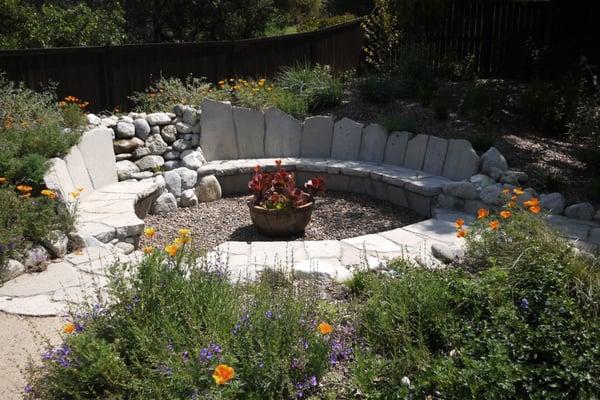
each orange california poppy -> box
[529,205,541,214]
[508,201,516,208]
[165,244,179,257]
[63,322,76,334]
[502,188,510,195]
[489,220,501,230]
[16,184,32,193]
[477,208,490,220]
[143,246,154,254]
[317,322,333,335]
[456,229,468,238]
[213,364,235,385]
[499,210,512,219]
[513,188,525,195]
[454,218,465,229]
[143,227,156,238]
[523,198,540,208]
[0,177,6,184]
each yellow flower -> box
[213,364,235,385]
[502,188,510,195]
[477,208,489,220]
[178,228,191,237]
[489,220,500,230]
[70,190,80,199]
[513,188,525,196]
[165,243,179,257]
[454,218,465,229]
[143,246,154,254]
[143,227,156,238]
[63,322,76,334]
[499,210,512,219]
[41,189,57,199]
[317,322,333,335]
[175,236,190,245]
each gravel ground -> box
[141,192,423,250]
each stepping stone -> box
[402,219,459,245]
[0,262,83,297]
[303,240,342,259]
[0,295,67,316]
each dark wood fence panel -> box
[404,0,599,79]
[0,20,363,112]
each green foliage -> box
[353,207,600,399]
[467,128,498,153]
[276,64,343,112]
[519,79,577,135]
[0,0,126,49]
[460,80,502,123]
[379,112,417,133]
[297,13,357,32]
[130,76,213,113]
[542,168,566,192]
[567,59,600,144]
[273,0,326,25]
[359,74,401,104]
[432,89,452,120]
[27,245,339,399]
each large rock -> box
[383,131,412,166]
[500,170,528,185]
[113,137,144,154]
[146,134,168,155]
[115,121,135,139]
[78,127,118,188]
[442,139,480,181]
[161,124,178,143]
[164,150,180,161]
[172,139,191,152]
[42,230,69,258]
[403,134,429,170]
[132,147,151,159]
[301,115,333,158]
[177,168,197,189]
[181,150,205,169]
[481,147,508,173]
[182,107,199,125]
[470,174,496,190]
[151,192,178,214]
[116,160,140,180]
[136,155,164,171]
[195,175,222,202]
[200,99,239,160]
[442,181,478,200]
[180,189,198,207]
[431,242,463,263]
[540,192,566,214]
[4,259,25,281]
[146,112,172,126]
[175,122,193,134]
[164,161,182,171]
[423,136,449,175]
[164,170,182,197]
[479,183,504,206]
[564,202,595,220]
[23,246,49,272]
[264,107,302,157]
[437,193,464,210]
[331,117,363,160]
[134,118,151,140]
[359,123,388,163]
[87,114,101,126]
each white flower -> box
[401,376,411,386]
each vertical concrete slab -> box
[78,126,118,189]
[331,118,363,160]
[264,107,302,157]
[359,123,388,163]
[43,158,76,203]
[422,136,449,176]
[403,134,430,171]
[233,106,265,159]
[301,116,334,158]
[64,146,93,195]
[200,99,239,161]
[442,139,481,181]
[383,131,412,166]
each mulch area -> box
[140,192,424,250]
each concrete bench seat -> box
[198,158,452,216]
[44,127,162,245]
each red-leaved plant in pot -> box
[247,160,325,237]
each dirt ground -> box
[0,313,62,400]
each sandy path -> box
[0,313,62,400]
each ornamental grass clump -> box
[351,189,600,399]
[25,229,342,399]
[248,159,325,210]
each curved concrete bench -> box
[44,127,162,244]
[196,100,481,217]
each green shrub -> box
[380,112,417,133]
[272,88,310,119]
[26,240,346,399]
[359,74,401,104]
[519,79,577,135]
[353,206,600,399]
[432,91,451,120]
[542,168,566,192]
[130,75,213,112]
[460,80,502,123]
[297,13,357,32]
[276,64,343,113]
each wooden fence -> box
[0,20,364,112]
[404,0,599,78]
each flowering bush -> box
[25,229,351,399]
[248,160,325,210]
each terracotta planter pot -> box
[248,201,314,237]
